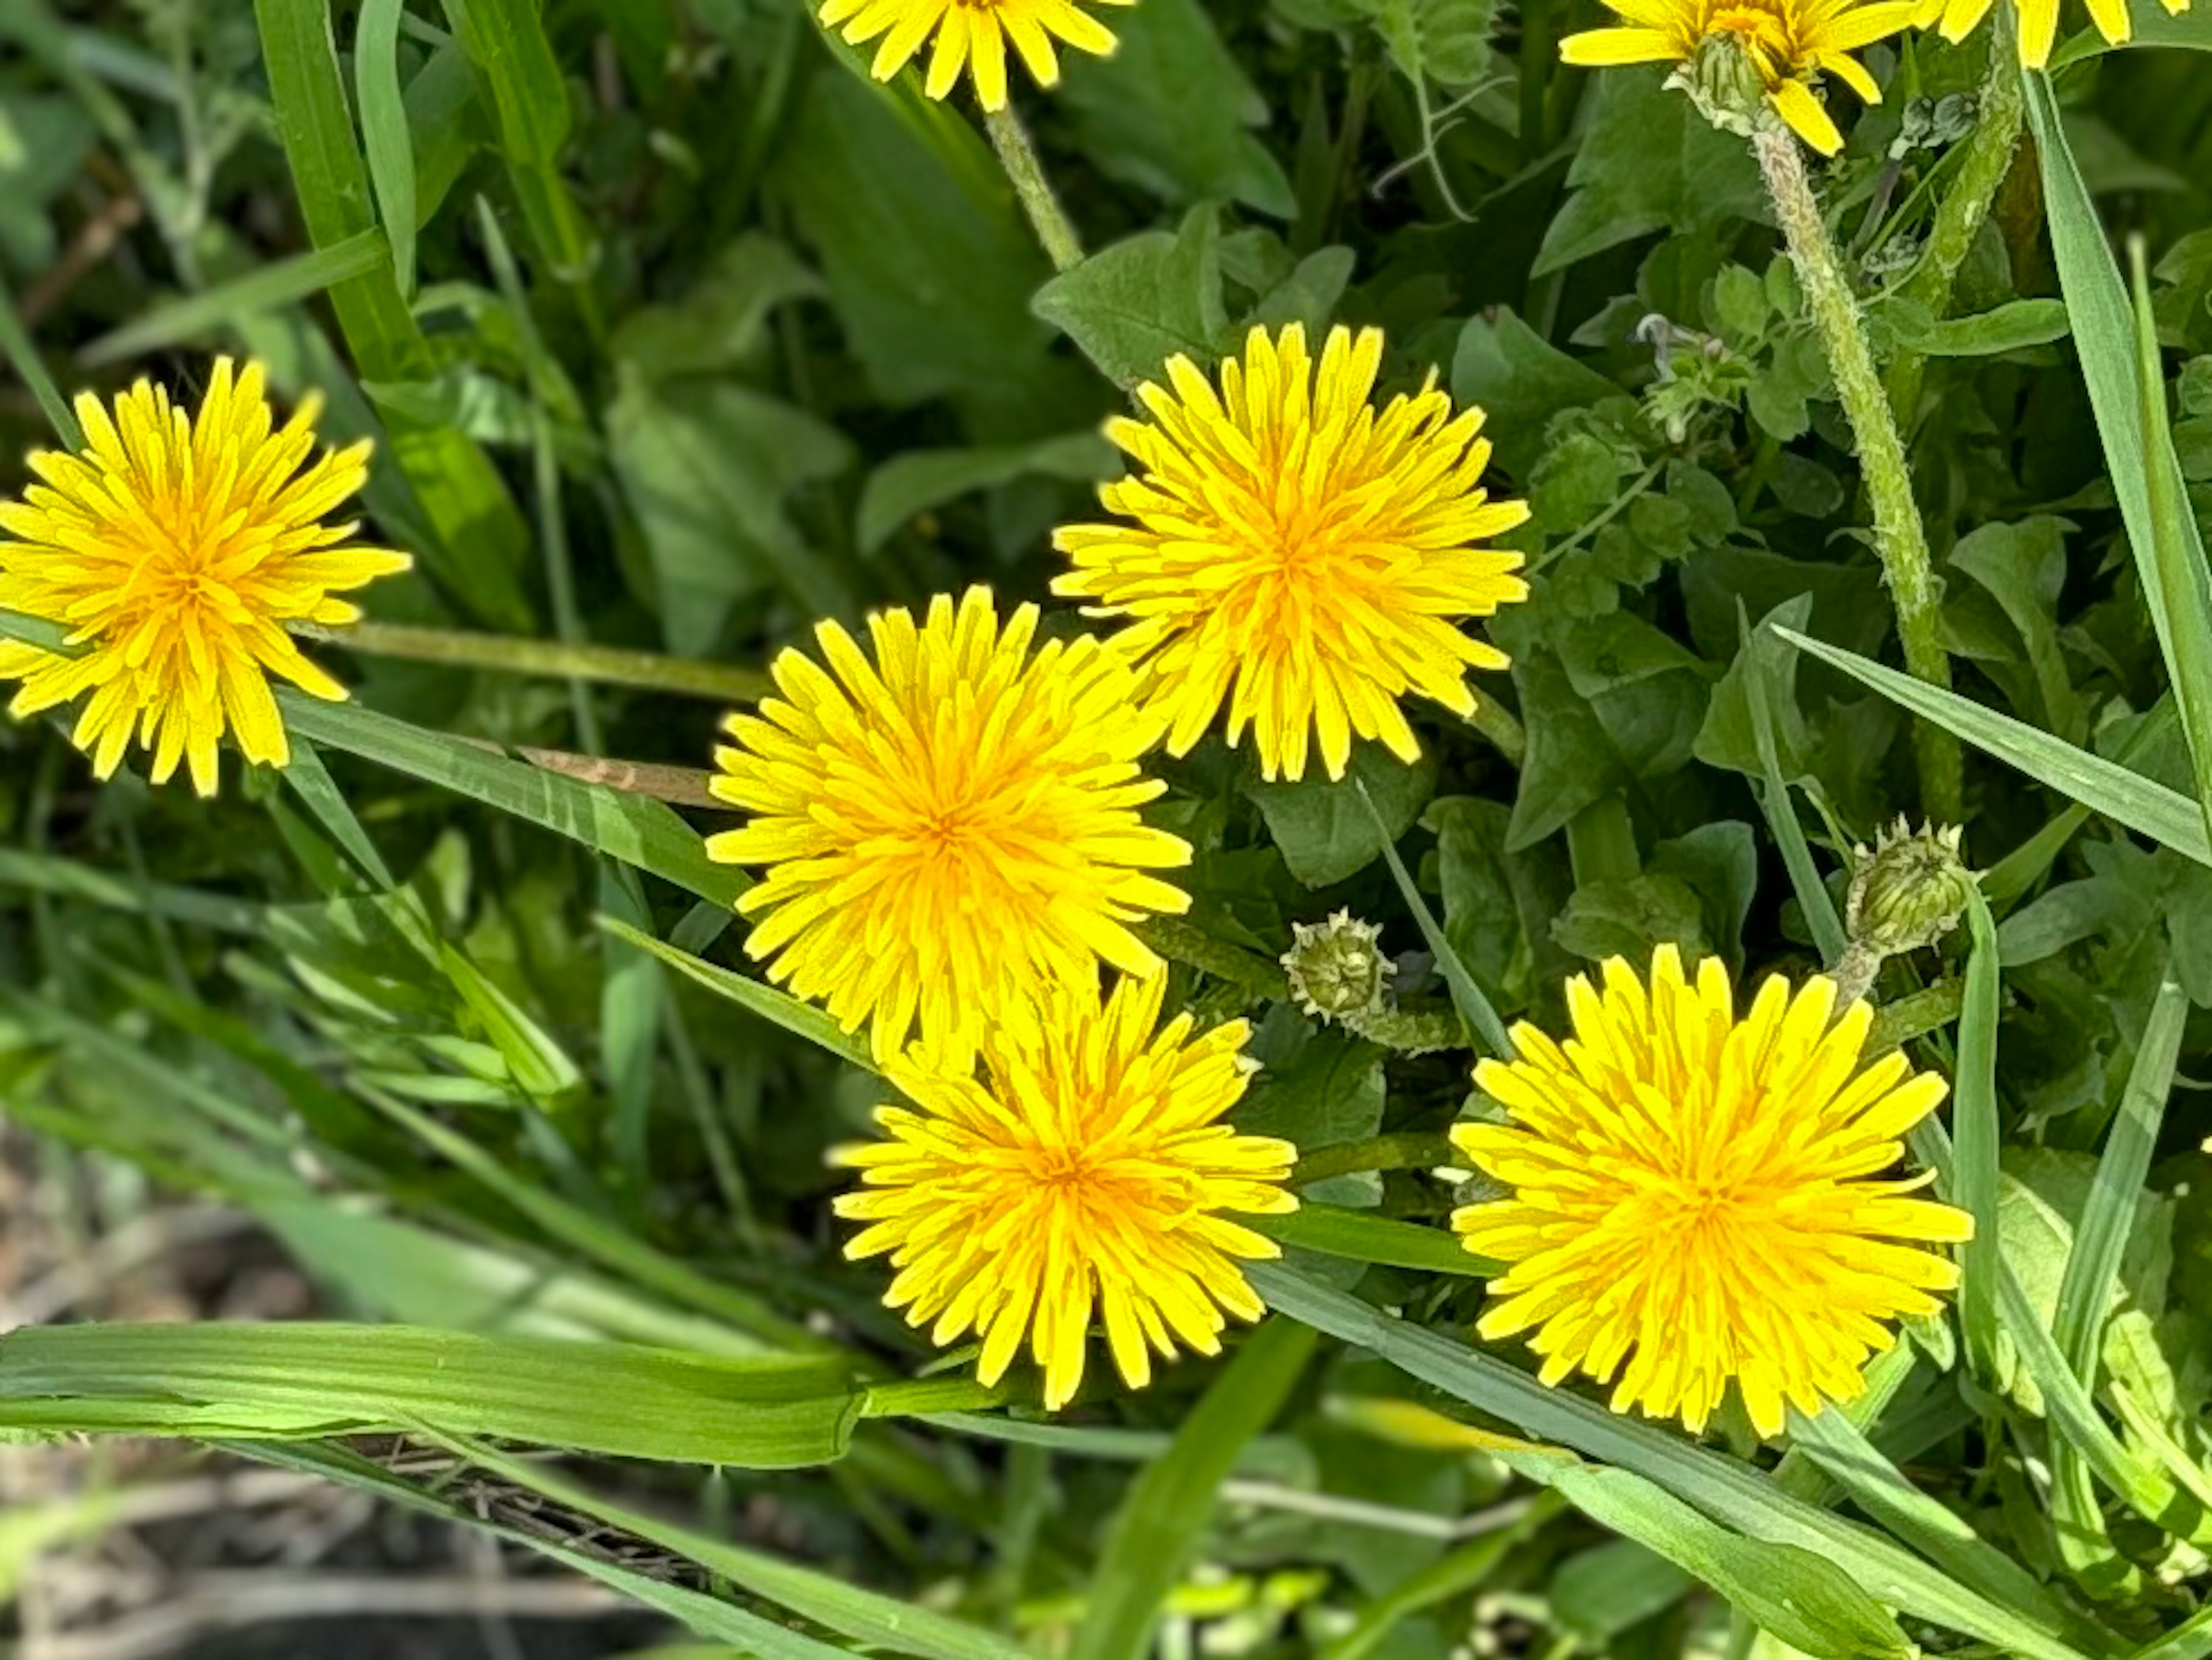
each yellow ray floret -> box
[1561,0,1921,156]
[1451,945,1971,1438]
[1054,323,1530,785]
[0,359,409,796]
[1912,0,2185,73]
[835,971,1298,1409]
[705,587,1193,1062]
[816,0,1131,111]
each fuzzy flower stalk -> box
[0,360,409,795]
[704,587,1192,1063]
[835,973,1298,1409]
[1452,946,1971,1437]
[1055,323,1530,784]
[1566,23,1959,820]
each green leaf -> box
[1951,519,2089,746]
[222,1439,858,1658]
[81,229,392,364]
[1071,1319,1317,1660]
[1363,782,1513,1056]
[1035,205,1228,388]
[1251,1264,2095,1660]
[776,69,1053,407]
[433,1434,1032,1660]
[1889,297,2070,357]
[354,0,415,298]
[1353,0,1497,84]
[1533,67,1767,278]
[2024,78,2212,854]
[599,916,876,1073]
[438,0,594,282]
[1483,1438,1911,1660]
[1954,893,2005,1380]
[278,694,751,909]
[0,1324,856,1466]
[1245,744,1438,888]
[1778,630,2212,869]
[858,432,1116,554]
[1452,309,1623,478]
[606,371,857,648]
[1059,0,1294,217]
[1253,1205,1494,1276]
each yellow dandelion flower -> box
[0,360,408,796]
[835,971,1298,1409]
[1914,0,2186,73]
[816,0,1130,112]
[1560,0,1921,156]
[1451,945,1972,1438]
[704,587,1192,1062]
[1052,323,1531,784]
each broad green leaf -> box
[1245,744,1437,888]
[1035,205,1228,388]
[1071,1319,1316,1660]
[278,694,750,909]
[1060,0,1294,217]
[0,1324,856,1466]
[1452,309,1622,477]
[1778,630,2212,868]
[858,432,1116,554]
[1533,67,1767,278]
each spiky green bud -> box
[1846,818,1977,959]
[1281,910,1392,1025]
[1666,36,1772,143]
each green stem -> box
[1754,124,1961,826]
[1466,686,1527,766]
[1339,1003,1464,1055]
[1292,1131,1462,1187]
[1141,916,1291,1001]
[294,619,772,704]
[1885,40,2028,427]
[983,103,1082,275]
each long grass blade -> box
[1779,630,2212,867]
[1952,891,2003,1380]
[82,230,391,364]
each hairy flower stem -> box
[1755,126,1962,825]
[983,104,1083,274]
[1884,42,2028,426]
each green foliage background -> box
[2,0,2212,1655]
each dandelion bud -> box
[1846,819,1978,959]
[1282,911,1393,1026]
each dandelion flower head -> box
[835,971,1297,1409]
[1054,323,1530,784]
[1914,0,2186,73]
[816,0,1130,112]
[1560,0,1921,156]
[705,587,1192,1062]
[1451,945,1971,1438]
[0,359,408,796]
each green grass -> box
[2,4,2212,1657]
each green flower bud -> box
[1846,818,1977,958]
[1281,910,1392,1025]
[1666,36,1772,143]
